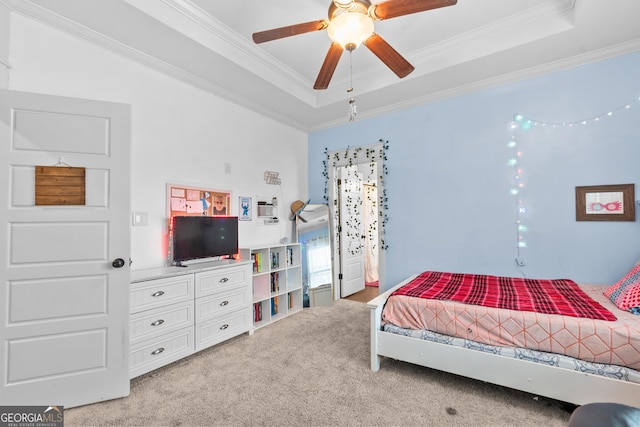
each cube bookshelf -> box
[245,243,302,329]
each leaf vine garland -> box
[322,139,389,252]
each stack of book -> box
[253,302,262,322]
[251,252,262,273]
[286,247,294,266]
[270,272,280,293]
[270,251,280,269]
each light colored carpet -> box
[66,299,572,426]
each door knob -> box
[112,258,125,268]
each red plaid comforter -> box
[391,271,616,321]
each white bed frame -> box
[368,275,640,407]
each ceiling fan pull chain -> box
[349,98,357,122]
[348,48,357,122]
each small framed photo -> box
[575,184,635,221]
[239,196,252,221]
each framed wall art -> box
[575,183,635,221]
[239,196,252,221]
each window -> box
[306,236,332,288]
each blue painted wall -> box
[309,51,640,290]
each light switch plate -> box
[132,212,148,226]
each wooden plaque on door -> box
[35,166,86,206]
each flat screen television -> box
[171,216,239,265]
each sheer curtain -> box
[307,236,332,288]
[364,184,379,287]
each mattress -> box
[382,323,640,384]
[381,284,640,370]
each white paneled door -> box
[0,90,131,407]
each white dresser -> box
[129,259,252,379]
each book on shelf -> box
[287,247,293,266]
[271,296,279,316]
[252,252,265,273]
[270,271,280,293]
[270,251,280,269]
[253,302,262,322]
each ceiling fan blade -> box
[314,42,344,90]
[252,20,328,44]
[371,0,457,20]
[363,34,414,78]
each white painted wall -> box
[7,13,308,270]
[0,3,9,88]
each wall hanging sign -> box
[35,165,86,206]
[575,183,635,221]
[239,196,252,221]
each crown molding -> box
[310,37,640,132]
[6,0,639,133]
[7,0,311,130]
[127,0,315,105]
[411,0,575,67]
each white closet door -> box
[0,89,131,407]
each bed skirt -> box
[383,323,640,384]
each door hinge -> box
[339,273,343,280]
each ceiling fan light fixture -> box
[333,0,354,9]
[327,12,374,49]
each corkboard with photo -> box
[167,183,231,218]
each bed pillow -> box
[604,262,640,314]
[616,284,640,314]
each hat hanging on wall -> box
[290,199,310,221]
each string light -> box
[509,95,640,259]
[509,118,527,253]
[513,97,639,128]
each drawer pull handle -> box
[151,347,165,356]
[220,300,229,306]
[151,319,165,327]
[220,324,229,330]
[151,291,165,297]
[219,277,229,283]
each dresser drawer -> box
[195,287,250,322]
[129,327,194,379]
[194,309,251,351]
[195,264,250,298]
[131,274,194,312]
[130,301,194,345]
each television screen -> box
[171,216,239,264]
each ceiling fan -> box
[252,0,458,90]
